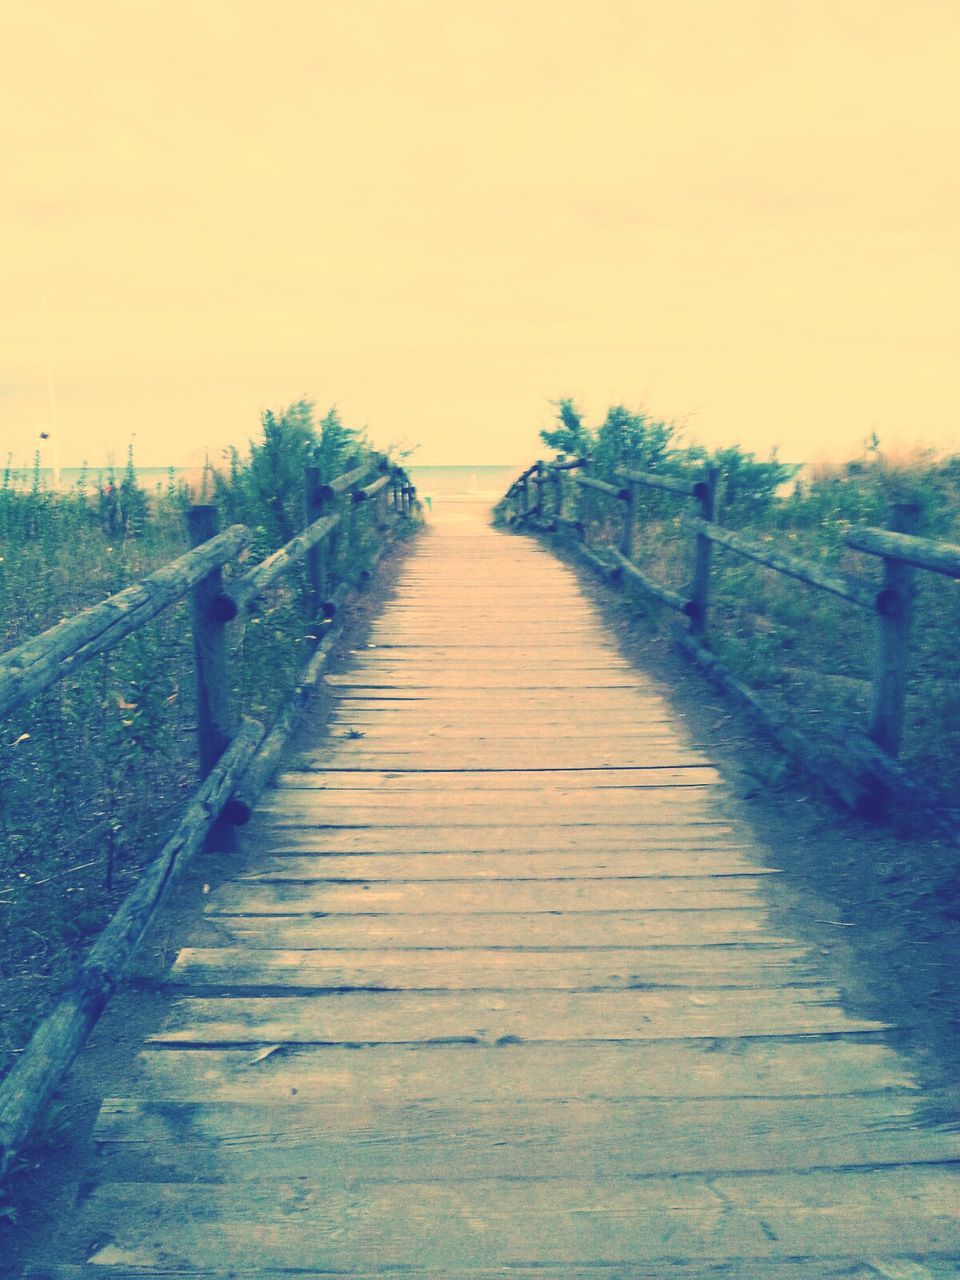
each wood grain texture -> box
[27,508,960,1275]
[46,1172,960,1269]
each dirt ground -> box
[3,506,959,1271]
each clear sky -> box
[3,0,958,470]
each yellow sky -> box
[2,0,958,468]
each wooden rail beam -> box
[690,517,878,612]
[547,456,590,472]
[575,474,631,500]
[580,546,620,581]
[616,467,701,498]
[847,527,960,579]
[609,549,689,613]
[351,474,391,504]
[0,525,248,720]
[317,461,373,502]
[217,513,341,617]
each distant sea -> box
[4,463,520,500]
[407,465,516,499]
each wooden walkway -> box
[28,506,960,1277]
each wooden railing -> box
[0,457,418,1176]
[502,458,960,817]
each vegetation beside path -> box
[0,401,414,1096]
[514,399,960,808]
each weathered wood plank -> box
[150,990,885,1046]
[351,642,628,655]
[344,660,635,675]
[127,1039,921,1103]
[263,794,720,821]
[324,672,645,687]
[297,750,715,769]
[204,909,791,950]
[205,878,770,916]
[275,765,723,789]
[254,825,739,853]
[93,1094,960,1183]
[167,944,817,991]
[257,798,721,827]
[54,1171,960,1269]
[34,1265,960,1280]
[325,717,683,734]
[40,1265,960,1280]
[318,731,695,749]
[237,851,773,881]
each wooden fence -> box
[0,457,418,1176]
[503,457,960,817]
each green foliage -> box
[538,397,590,458]
[214,400,365,547]
[709,446,800,526]
[539,399,798,529]
[0,400,413,1083]
[535,403,960,807]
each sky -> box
[2,0,958,470]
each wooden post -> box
[578,459,592,543]
[376,461,389,531]
[187,506,233,776]
[621,479,638,561]
[534,461,545,519]
[304,466,327,638]
[367,453,384,531]
[186,505,235,848]
[688,467,718,637]
[552,467,564,522]
[870,502,921,756]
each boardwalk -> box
[27,505,960,1277]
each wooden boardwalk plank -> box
[254,825,742,852]
[27,509,960,1276]
[47,1173,960,1270]
[203,908,793,949]
[257,795,722,824]
[235,850,774,879]
[167,943,820,990]
[148,989,885,1044]
[126,1040,923,1102]
[30,1266,960,1280]
[273,766,723,787]
[92,1095,960,1182]
[204,877,772,915]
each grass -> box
[0,402,417,1081]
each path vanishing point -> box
[25,502,960,1277]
